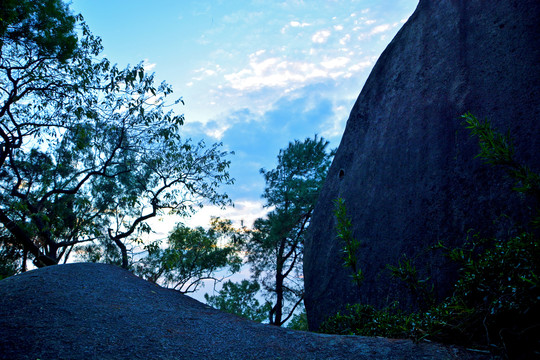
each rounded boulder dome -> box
[304,0,540,331]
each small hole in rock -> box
[338,169,345,179]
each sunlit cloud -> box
[222,50,371,92]
[320,104,349,139]
[190,65,223,82]
[224,53,327,91]
[205,125,229,139]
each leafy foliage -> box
[0,0,78,62]
[431,232,540,352]
[319,302,419,339]
[205,280,272,322]
[0,229,23,279]
[463,112,540,227]
[133,218,242,293]
[286,308,309,331]
[387,254,435,310]
[0,0,233,271]
[242,136,334,326]
[320,114,540,359]
[333,198,363,289]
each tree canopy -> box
[205,279,272,322]
[133,218,243,293]
[244,136,334,325]
[0,0,233,272]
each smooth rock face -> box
[304,0,540,330]
[0,263,488,360]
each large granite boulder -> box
[0,263,488,360]
[304,0,540,331]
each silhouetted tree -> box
[244,136,334,325]
[0,0,233,271]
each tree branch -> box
[0,208,56,267]
[280,293,304,325]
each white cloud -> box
[333,24,344,31]
[311,30,331,44]
[142,59,156,71]
[253,49,266,57]
[348,56,378,72]
[356,22,399,41]
[205,124,230,140]
[222,49,376,92]
[339,34,351,45]
[321,104,349,139]
[225,58,327,91]
[191,65,223,82]
[224,51,327,91]
[290,20,310,28]
[370,24,392,35]
[281,20,311,33]
[321,56,350,69]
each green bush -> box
[431,232,539,352]
[319,302,421,339]
[286,309,309,331]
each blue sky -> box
[69,0,419,230]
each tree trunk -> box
[274,272,284,325]
[272,235,288,326]
[111,236,129,269]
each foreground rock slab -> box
[0,263,489,360]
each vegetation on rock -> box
[333,197,363,290]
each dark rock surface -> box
[304,0,540,330]
[0,263,490,360]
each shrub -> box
[319,302,421,339]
